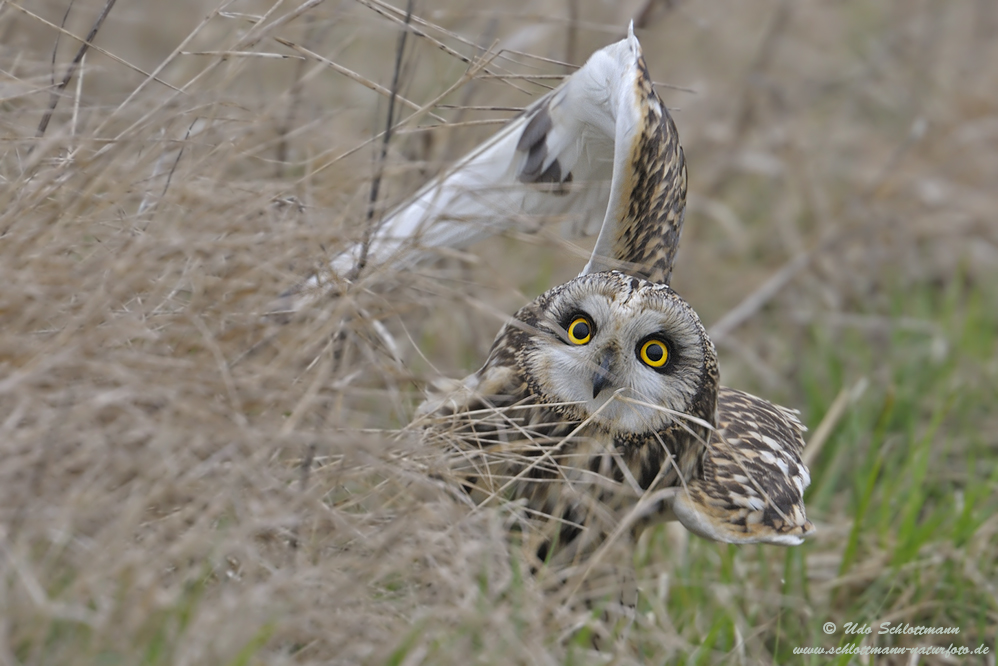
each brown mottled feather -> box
[660,388,814,545]
[613,54,687,285]
[583,42,687,286]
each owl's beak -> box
[592,353,614,398]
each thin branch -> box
[708,251,811,342]
[51,0,75,89]
[353,0,415,280]
[803,378,868,467]
[275,15,318,178]
[159,120,197,207]
[180,50,305,59]
[273,37,446,123]
[71,52,85,137]
[35,0,118,138]
[298,44,502,186]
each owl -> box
[282,24,815,605]
[417,271,814,597]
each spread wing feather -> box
[280,27,654,312]
[665,387,815,545]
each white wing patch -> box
[279,29,651,312]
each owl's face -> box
[504,271,718,435]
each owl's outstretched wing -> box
[278,25,686,313]
[662,387,815,546]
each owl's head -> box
[497,271,718,435]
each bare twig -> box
[71,52,85,137]
[803,378,868,467]
[158,119,197,209]
[299,44,503,184]
[275,15,318,178]
[353,0,416,280]
[354,0,535,95]
[35,0,118,139]
[394,119,513,132]
[273,37,447,123]
[180,50,305,59]
[434,104,523,112]
[50,0,74,90]
[708,251,811,342]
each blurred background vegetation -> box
[1,0,995,663]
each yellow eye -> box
[640,339,668,368]
[567,316,592,345]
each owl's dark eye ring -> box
[567,315,593,345]
[638,338,669,368]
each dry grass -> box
[1,0,996,664]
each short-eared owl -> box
[418,271,813,583]
[410,31,813,583]
[283,24,815,597]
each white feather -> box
[283,26,649,311]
